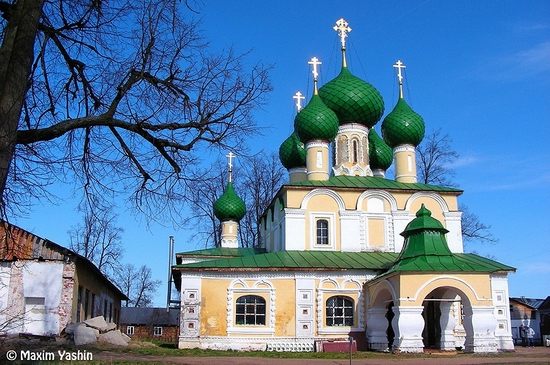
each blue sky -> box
[15,0,550,305]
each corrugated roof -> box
[120,307,179,326]
[284,175,463,193]
[385,253,516,275]
[174,250,398,271]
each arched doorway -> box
[420,287,467,351]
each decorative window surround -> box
[227,279,276,335]
[316,278,364,334]
[309,213,336,250]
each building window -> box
[154,326,163,336]
[316,219,329,245]
[326,296,354,326]
[236,295,266,325]
[126,326,134,335]
[351,139,358,163]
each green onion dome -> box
[294,93,339,143]
[381,98,425,148]
[213,182,246,222]
[318,67,384,127]
[279,132,306,169]
[368,129,393,171]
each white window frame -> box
[126,325,134,335]
[153,326,163,336]
[227,279,275,335]
[309,213,336,250]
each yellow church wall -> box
[200,278,230,336]
[199,277,299,338]
[369,273,494,308]
[368,219,385,247]
[273,279,297,337]
[408,199,446,226]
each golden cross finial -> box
[333,18,351,49]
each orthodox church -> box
[172,19,515,353]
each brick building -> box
[0,222,127,336]
[120,307,179,342]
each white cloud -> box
[495,41,550,80]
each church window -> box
[235,295,266,325]
[351,139,359,163]
[316,219,329,245]
[326,296,354,326]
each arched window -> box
[235,295,266,325]
[351,139,359,163]
[326,296,354,326]
[316,219,329,245]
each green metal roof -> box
[382,253,516,276]
[173,250,398,271]
[284,175,462,193]
[177,247,266,258]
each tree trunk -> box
[0,0,44,205]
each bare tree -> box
[115,263,161,307]
[417,129,498,245]
[68,204,124,276]
[417,128,459,187]
[0,1,272,224]
[184,151,285,248]
[239,152,285,248]
[460,204,498,245]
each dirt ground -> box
[93,346,550,365]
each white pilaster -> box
[340,211,362,252]
[439,301,458,350]
[392,306,425,353]
[391,211,411,253]
[444,211,463,253]
[283,208,306,251]
[463,305,498,353]
[366,307,390,351]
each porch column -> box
[366,308,389,351]
[392,306,425,353]
[463,305,498,353]
[439,301,458,350]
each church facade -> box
[172,19,515,353]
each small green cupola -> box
[213,152,246,222]
[279,132,306,169]
[318,18,384,127]
[294,93,339,143]
[213,181,246,222]
[399,204,452,258]
[381,98,425,148]
[381,60,425,148]
[368,129,393,174]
